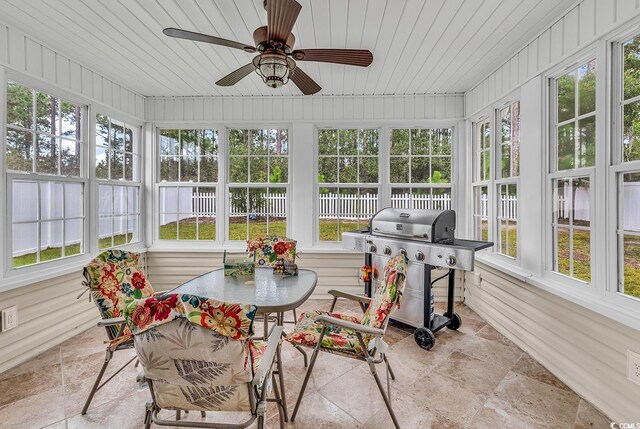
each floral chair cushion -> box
[285,310,367,355]
[125,294,256,340]
[361,254,408,331]
[84,250,155,348]
[285,255,407,355]
[126,294,260,412]
[247,236,296,267]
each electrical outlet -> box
[628,350,640,387]
[1,306,18,332]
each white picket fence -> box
[197,192,456,220]
[390,193,451,211]
[192,193,217,215]
[480,194,518,220]
[318,193,379,219]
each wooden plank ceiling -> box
[0,0,576,97]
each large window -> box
[158,129,218,241]
[390,128,452,210]
[496,102,520,258]
[550,60,596,283]
[472,119,490,241]
[317,129,379,241]
[6,82,85,268]
[228,129,288,241]
[96,115,141,249]
[616,35,640,300]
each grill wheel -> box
[414,327,436,350]
[444,312,462,330]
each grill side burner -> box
[342,207,492,350]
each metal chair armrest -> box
[314,314,384,337]
[327,290,372,304]
[251,326,284,387]
[136,369,146,384]
[97,317,126,327]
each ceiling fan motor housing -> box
[253,26,295,52]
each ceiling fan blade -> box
[290,67,321,95]
[215,63,256,86]
[267,0,302,44]
[163,28,256,53]
[292,49,373,67]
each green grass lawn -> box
[12,218,640,300]
[13,235,132,268]
[556,229,591,282]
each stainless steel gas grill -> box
[342,207,492,350]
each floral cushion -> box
[247,236,296,267]
[361,254,408,331]
[84,250,155,348]
[249,340,268,375]
[285,310,367,355]
[125,294,259,412]
[125,294,256,340]
[285,255,407,355]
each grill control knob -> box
[369,244,377,253]
[446,255,457,266]
[399,248,407,257]
[415,251,425,261]
[384,246,392,256]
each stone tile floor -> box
[0,299,612,428]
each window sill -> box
[474,253,531,282]
[472,257,640,332]
[0,243,148,294]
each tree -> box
[623,37,640,162]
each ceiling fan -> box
[162,0,373,95]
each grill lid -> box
[370,208,456,243]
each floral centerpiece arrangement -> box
[247,236,297,266]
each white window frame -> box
[609,28,640,307]
[495,101,521,261]
[226,126,291,243]
[155,126,221,244]
[3,77,90,278]
[388,126,454,211]
[311,121,457,248]
[95,114,142,250]
[471,115,492,244]
[315,126,382,243]
[545,52,598,290]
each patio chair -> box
[124,293,285,429]
[286,254,408,429]
[246,236,307,364]
[79,250,157,415]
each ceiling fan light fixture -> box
[254,54,293,89]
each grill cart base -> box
[412,265,460,350]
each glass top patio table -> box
[171,267,318,313]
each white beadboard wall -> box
[146,251,464,302]
[465,264,640,422]
[145,94,464,123]
[0,271,95,374]
[0,20,145,119]
[465,0,640,117]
